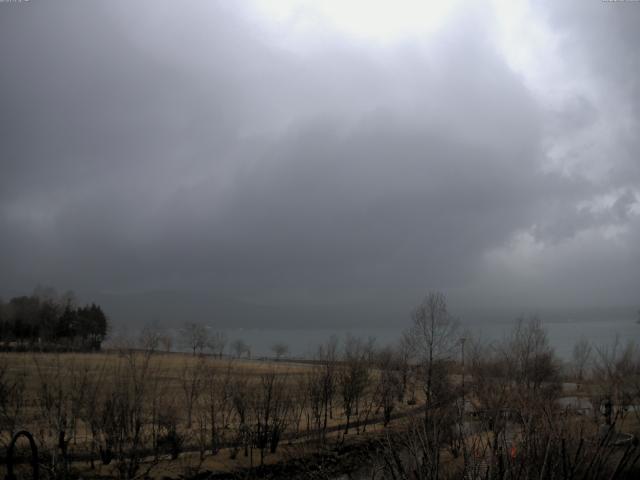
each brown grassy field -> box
[0,350,419,479]
[4,340,638,480]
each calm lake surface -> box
[217,317,639,360]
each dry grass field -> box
[0,349,420,479]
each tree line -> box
[0,287,108,351]
[375,292,640,479]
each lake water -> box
[214,317,639,360]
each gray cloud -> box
[1,0,639,325]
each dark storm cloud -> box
[1,0,639,317]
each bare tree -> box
[374,321,637,480]
[375,347,403,427]
[250,370,291,465]
[572,336,593,381]
[201,359,235,454]
[180,356,206,428]
[79,358,110,469]
[288,372,308,440]
[182,322,208,356]
[592,337,639,424]
[405,291,458,415]
[138,322,161,352]
[306,367,324,438]
[93,348,161,479]
[32,354,90,477]
[0,356,27,448]
[469,321,564,475]
[207,331,227,358]
[395,336,413,403]
[159,334,173,353]
[375,399,640,480]
[317,336,338,440]
[505,316,560,397]
[231,338,250,359]
[230,375,251,459]
[271,342,289,360]
[156,398,183,460]
[467,337,516,473]
[338,335,370,434]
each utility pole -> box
[460,336,466,406]
[459,336,468,472]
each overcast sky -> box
[1,0,639,316]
